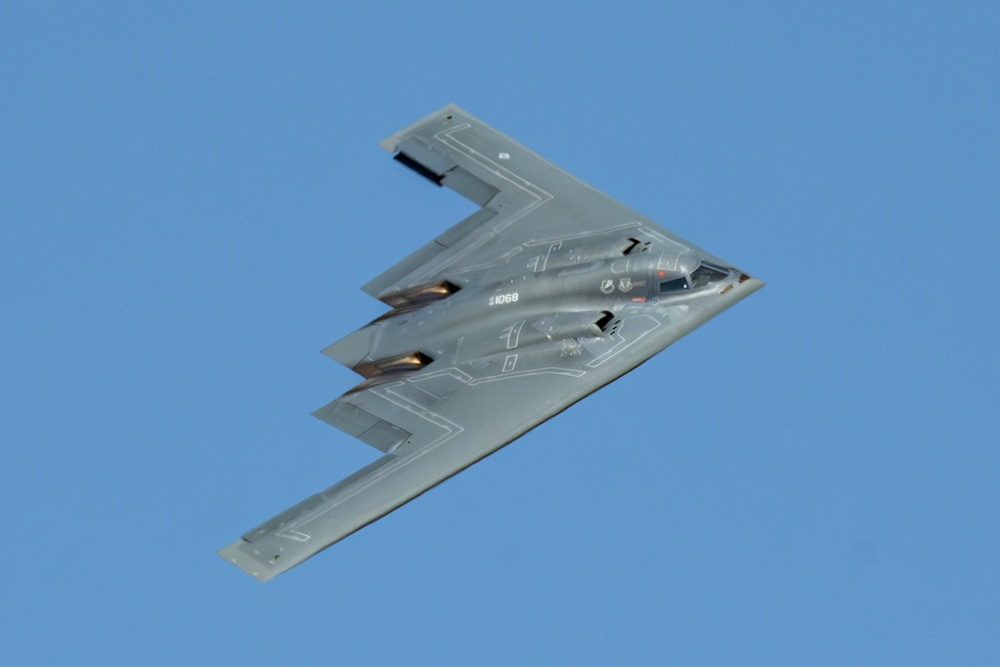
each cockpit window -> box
[659,277,689,293]
[690,264,729,288]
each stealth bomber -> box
[219,104,764,581]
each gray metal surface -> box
[219,104,764,581]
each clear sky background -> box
[3,2,998,665]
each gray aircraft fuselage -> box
[334,241,741,383]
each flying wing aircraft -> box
[219,104,764,581]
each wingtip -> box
[378,103,469,153]
[217,540,276,583]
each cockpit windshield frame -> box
[658,276,690,293]
[689,263,730,289]
[658,263,730,294]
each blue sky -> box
[3,2,998,664]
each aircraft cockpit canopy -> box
[690,264,729,288]
[659,263,730,293]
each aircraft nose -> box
[735,271,765,293]
[717,269,764,297]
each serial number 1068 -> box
[488,292,519,306]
